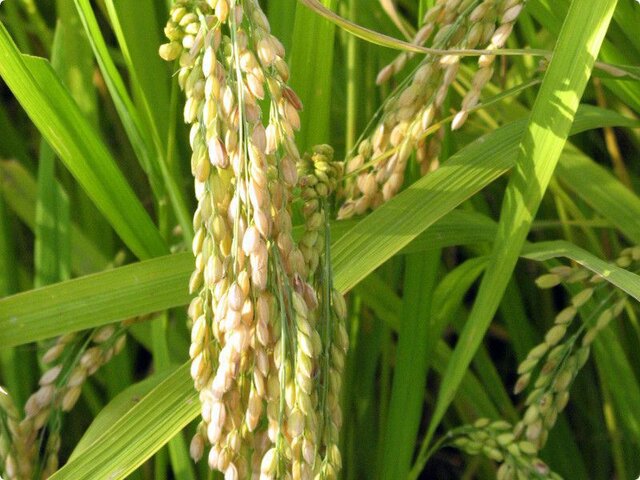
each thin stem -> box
[318,197,333,452]
[299,0,548,58]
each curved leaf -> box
[0,24,167,260]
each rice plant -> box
[0,0,639,479]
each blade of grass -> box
[594,328,640,460]
[611,0,640,55]
[356,275,501,419]
[71,0,163,201]
[49,362,199,480]
[1,105,635,347]
[432,342,500,420]
[1,2,33,54]
[0,160,109,274]
[54,0,115,257]
[33,15,84,289]
[400,210,497,254]
[352,275,400,331]
[0,193,32,405]
[342,303,382,480]
[69,367,175,459]
[289,0,337,152]
[415,2,619,474]
[431,257,488,347]
[103,0,170,140]
[34,142,70,287]
[150,310,196,480]
[0,195,18,296]
[267,0,296,52]
[73,0,193,243]
[344,0,359,152]
[0,253,192,347]
[530,0,640,113]
[556,148,640,245]
[0,23,167,259]
[381,251,439,480]
[0,103,31,165]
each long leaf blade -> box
[418,0,619,470]
[0,23,167,260]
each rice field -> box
[1,1,640,479]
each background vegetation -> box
[0,0,639,478]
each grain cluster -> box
[449,247,638,479]
[339,0,526,219]
[160,1,348,478]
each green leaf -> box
[0,253,192,347]
[381,251,438,480]
[50,363,199,480]
[0,23,167,260]
[352,274,401,331]
[556,148,640,245]
[33,13,86,289]
[73,0,193,243]
[0,160,109,275]
[401,210,497,254]
[418,0,619,471]
[69,367,176,461]
[267,0,296,52]
[34,143,70,287]
[594,329,640,448]
[530,0,640,113]
[103,0,170,140]
[289,0,337,152]
[356,269,501,420]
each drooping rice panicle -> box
[513,250,632,451]
[444,246,639,479]
[161,2,347,478]
[21,324,128,479]
[1,387,34,480]
[297,146,348,479]
[339,0,527,219]
[449,419,560,480]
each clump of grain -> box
[297,146,348,478]
[449,419,560,480]
[35,327,127,478]
[446,246,639,478]
[513,250,633,451]
[161,1,348,478]
[339,0,527,219]
[0,388,33,480]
